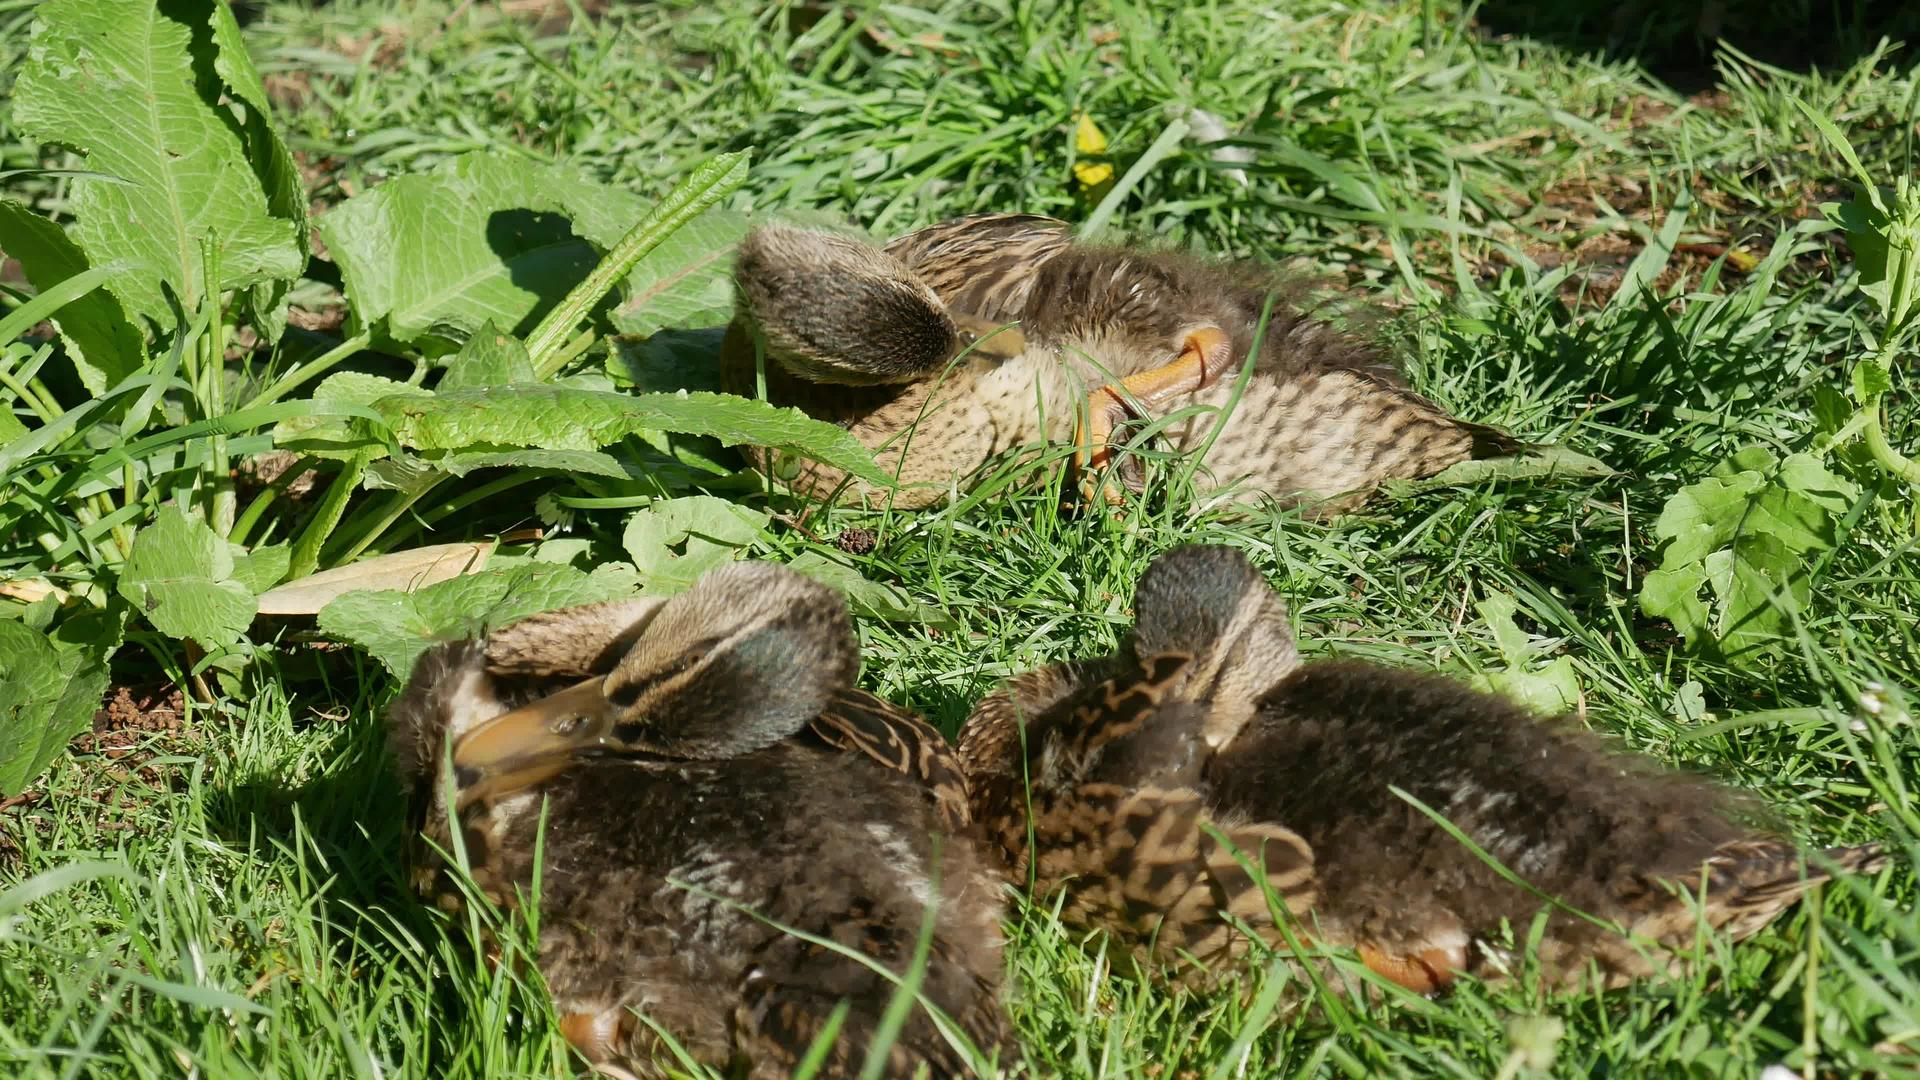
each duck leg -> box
[1074,326,1234,504]
[558,1009,645,1080]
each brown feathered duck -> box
[958,544,1887,997]
[722,213,1519,514]
[384,563,1009,1079]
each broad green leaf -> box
[1476,592,1535,666]
[1824,194,1894,316]
[1775,452,1863,513]
[1467,592,1579,714]
[317,152,646,350]
[1638,449,1856,661]
[116,505,256,650]
[13,0,302,330]
[438,321,537,390]
[1381,444,1614,497]
[1474,659,1580,716]
[0,201,144,393]
[318,561,642,678]
[1640,563,1710,647]
[0,621,111,796]
[426,448,628,479]
[373,386,891,484]
[610,208,750,336]
[1853,356,1894,400]
[622,496,769,593]
[785,552,954,627]
[206,0,307,340]
[366,446,627,484]
[274,372,425,461]
[229,542,291,594]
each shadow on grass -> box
[1474,0,1920,91]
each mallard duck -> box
[385,565,1007,1079]
[722,213,1518,513]
[958,545,1887,996]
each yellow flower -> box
[1073,113,1114,189]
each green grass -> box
[4,0,1919,1076]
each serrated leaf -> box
[116,506,256,650]
[1381,444,1614,497]
[13,0,302,330]
[1472,657,1580,716]
[1468,591,1578,713]
[373,386,891,484]
[622,496,769,593]
[0,201,144,393]
[257,541,494,616]
[1852,356,1894,400]
[317,152,646,350]
[437,447,630,479]
[0,620,111,796]
[206,0,306,340]
[1639,449,1853,662]
[1640,563,1711,648]
[439,321,536,390]
[610,208,750,336]
[1670,679,1709,724]
[274,372,424,460]
[1474,591,1534,666]
[1834,191,1895,315]
[1775,452,1862,513]
[318,561,640,678]
[785,552,954,627]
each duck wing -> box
[807,688,972,831]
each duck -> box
[721,213,1519,514]
[384,564,1008,1079]
[957,544,1887,997]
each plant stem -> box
[0,367,56,423]
[230,488,276,548]
[1861,411,1920,484]
[200,233,236,537]
[524,151,750,377]
[241,331,374,413]
[286,456,366,582]
[329,476,448,566]
[378,470,548,548]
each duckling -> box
[385,566,1007,1079]
[958,545,1887,996]
[722,213,1518,513]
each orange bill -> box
[453,676,621,774]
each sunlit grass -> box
[2,0,1916,1076]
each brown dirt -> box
[0,684,197,865]
[237,449,320,500]
[833,527,879,555]
[78,684,189,755]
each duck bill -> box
[452,676,620,773]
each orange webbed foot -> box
[1074,325,1234,505]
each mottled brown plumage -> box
[385,565,1007,1079]
[724,213,1518,513]
[959,545,1887,996]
